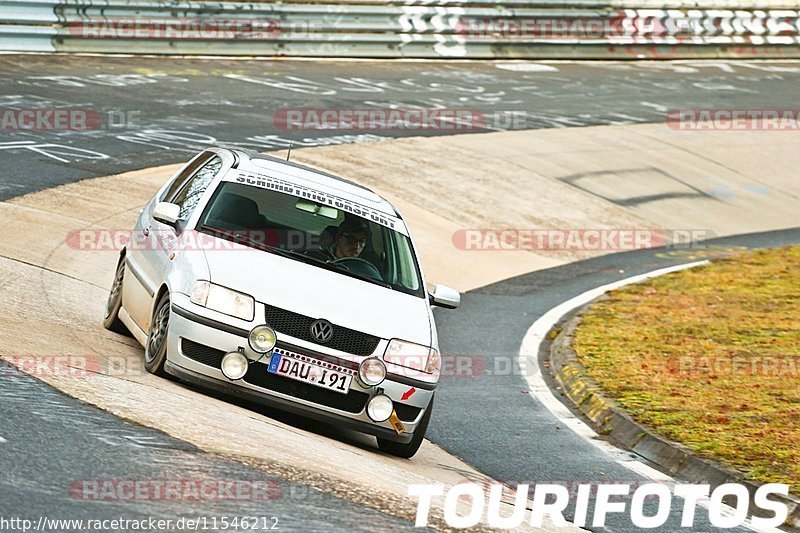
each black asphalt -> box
[0,361,425,532]
[430,228,800,532]
[2,56,800,199]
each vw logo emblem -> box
[310,319,334,344]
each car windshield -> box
[196,181,424,297]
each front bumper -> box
[166,296,434,444]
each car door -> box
[123,151,226,332]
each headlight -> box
[367,394,394,422]
[249,325,277,354]
[190,281,254,321]
[221,351,249,380]
[358,358,386,387]
[384,339,438,374]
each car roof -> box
[230,148,401,218]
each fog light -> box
[359,357,386,387]
[249,325,277,354]
[221,351,248,380]
[367,394,393,422]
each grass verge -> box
[572,246,800,494]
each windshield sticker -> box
[226,170,406,235]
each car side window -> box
[171,156,224,219]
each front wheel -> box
[144,293,171,377]
[102,258,130,335]
[377,397,434,458]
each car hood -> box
[200,238,432,345]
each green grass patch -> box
[573,246,800,494]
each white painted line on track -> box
[518,260,783,533]
[519,261,710,453]
[495,63,559,72]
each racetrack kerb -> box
[548,247,800,529]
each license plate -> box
[268,352,353,395]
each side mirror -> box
[153,202,180,226]
[429,284,460,309]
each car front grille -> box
[263,304,380,355]
[180,338,369,414]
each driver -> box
[329,217,371,259]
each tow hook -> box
[389,410,405,435]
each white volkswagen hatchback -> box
[104,147,460,458]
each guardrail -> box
[1,0,799,58]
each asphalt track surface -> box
[2,56,800,199]
[2,56,799,531]
[0,362,426,532]
[431,228,800,532]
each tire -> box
[377,396,434,459]
[144,292,171,377]
[102,258,130,335]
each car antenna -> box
[286,141,293,161]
